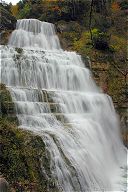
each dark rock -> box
[56,20,82,34]
[94,39,109,50]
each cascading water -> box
[8,19,61,50]
[1,19,127,191]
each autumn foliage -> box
[11,5,19,17]
[111,2,121,11]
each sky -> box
[3,0,19,5]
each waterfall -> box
[1,19,127,191]
[8,19,61,50]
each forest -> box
[0,0,127,191]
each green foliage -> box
[17,0,26,9]
[73,31,93,56]
[15,0,91,22]
[73,28,110,54]
[1,0,127,188]
[91,28,109,50]
[110,35,126,52]
[0,2,12,12]
[0,117,58,191]
[0,84,58,191]
[119,1,128,10]
[108,65,125,104]
[0,84,13,116]
[17,3,31,19]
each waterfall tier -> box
[8,19,61,50]
[0,19,126,191]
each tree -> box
[111,2,121,12]
[11,5,19,17]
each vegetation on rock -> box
[0,84,59,191]
[0,0,127,190]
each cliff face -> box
[90,53,127,147]
[56,20,127,147]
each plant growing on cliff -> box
[91,28,109,50]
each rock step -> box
[1,45,73,61]
[1,85,89,127]
[16,113,69,123]
[0,89,12,102]
[1,102,65,114]
[6,86,100,103]
[63,122,78,128]
[6,86,94,95]
[1,102,16,115]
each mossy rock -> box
[0,84,59,191]
[0,30,12,45]
[0,84,15,117]
[15,48,23,54]
[0,84,12,102]
[0,117,59,192]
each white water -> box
[8,19,61,50]
[1,19,127,191]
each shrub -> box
[91,28,109,50]
[17,3,31,19]
[119,1,128,10]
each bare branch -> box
[111,61,127,77]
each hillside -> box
[0,0,127,191]
[1,0,127,141]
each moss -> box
[0,117,58,192]
[0,84,12,102]
[0,31,12,45]
[0,84,58,191]
[108,64,125,104]
[0,84,17,123]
